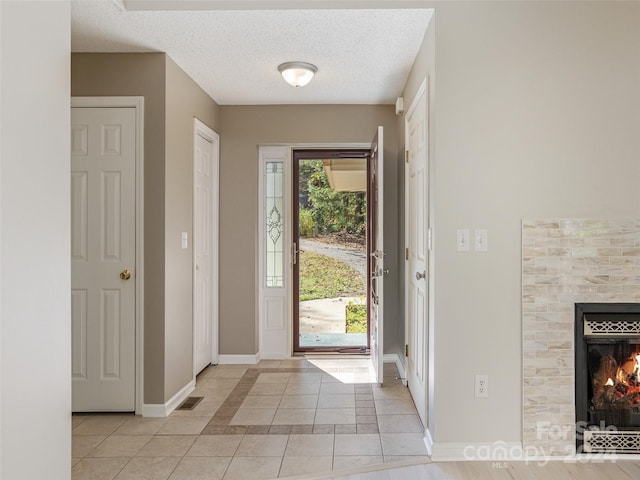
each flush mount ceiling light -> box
[277,61,318,87]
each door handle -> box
[292,242,299,265]
[415,271,426,281]
[120,269,132,280]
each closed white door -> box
[194,130,217,374]
[71,107,136,412]
[405,84,429,427]
[369,126,384,385]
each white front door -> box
[194,122,219,375]
[405,82,429,427]
[71,107,136,412]
[369,126,384,384]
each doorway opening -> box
[293,149,370,353]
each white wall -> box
[430,1,640,449]
[1,1,71,478]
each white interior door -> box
[405,83,429,427]
[369,126,384,384]
[71,107,136,412]
[194,124,219,375]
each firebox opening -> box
[575,303,640,453]
[587,339,640,429]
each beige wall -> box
[71,53,220,404]
[218,105,400,355]
[164,57,220,399]
[417,1,640,448]
[72,52,167,404]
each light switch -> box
[474,229,488,252]
[181,232,188,249]
[457,229,470,252]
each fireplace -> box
[575,303,640,453]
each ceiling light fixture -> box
[277,61,318,87]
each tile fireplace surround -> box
[522,219,640,455]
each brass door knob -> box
[120,269,132,280]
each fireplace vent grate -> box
[583,430,640,453]
[585,320,640,337]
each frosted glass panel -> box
[265,161,284,288]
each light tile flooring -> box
[72,358,429,480]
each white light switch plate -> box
[457,229,470,252]
[181,232,188,249]
[474,229,488,252]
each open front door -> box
[368,126,384,384]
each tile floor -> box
[72,358,429,480]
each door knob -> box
[120,269,132,280]
[415,271,426,280]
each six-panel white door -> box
[405,84,429,428]
[71,107,136,412]
[194,130,216,375]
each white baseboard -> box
[431,442,523,462]
[258,353,291,360]
[424,428,434,456]
[383,353,405,383]
[141,379,196,417]
[218,354,260,365]
[141,404,167,418]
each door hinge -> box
[405,248,409,260]
[405,344,409,357]
[405,150,409,163]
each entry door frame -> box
[292,148,370,354]
[257,143,369,359]
[193,118,220,374]
[71,96,145,415]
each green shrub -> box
[345,301,367,333]
[299,207,315,237]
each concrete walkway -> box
[298,238,367,346]
[299,238,366,278]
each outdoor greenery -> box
[299,251,365,301]
[345,299,367,334]
[298,160,366,237]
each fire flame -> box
[605,353,640,403]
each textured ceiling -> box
[71,1,432,105]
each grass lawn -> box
[299,250,365,301]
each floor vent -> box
[176,396,204,411]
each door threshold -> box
[301,352,371,359]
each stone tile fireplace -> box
[522,219,640,455]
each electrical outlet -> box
[475,374,488,398]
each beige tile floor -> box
[72,358,429,480]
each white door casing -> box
[405,79,429,428]
[193,120,219,375]
[369,127,384,385]
[71,106,137,412]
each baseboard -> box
[383,353,406,383]
[423,428,434,456]
[258,353,292,360]
[141,379,196,417]
[431,442,523,462]
[217,354,260,365]
[141,404,167,418]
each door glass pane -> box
[265,161,284,288]
[297,158,368,349]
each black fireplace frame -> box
[575,302,640,450]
